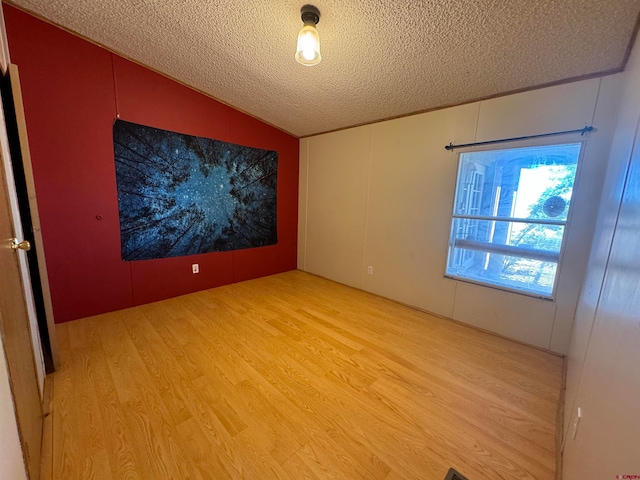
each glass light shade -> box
[295,24,321,66]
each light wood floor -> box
[43,271,563,480]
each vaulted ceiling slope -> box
[6,0,640,137]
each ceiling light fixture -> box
[295,4,321,66]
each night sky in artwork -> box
[113,120,278,261]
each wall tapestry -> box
[113,120,278,261]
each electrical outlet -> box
[192,263,199,274]
[367,266,373,275]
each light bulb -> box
[295,24,321,66]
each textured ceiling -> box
[6,0,640,137]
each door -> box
[2,64,59,372]
[0,138,42,478]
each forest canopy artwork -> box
[113,120,278,261]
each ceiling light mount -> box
[295,4,321,66]
[300,4,320,26]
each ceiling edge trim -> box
[300,67,624,139]
[621,10,640,70]
[1,0,300,139]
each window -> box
[445,143,582,298]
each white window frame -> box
[444,139,587,300]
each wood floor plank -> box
[174,416,239,478]
[123,317,194,426]
[281,450,324,480]
[70,348,112,479]
[51,324,83,478]
[234,378,311,448]
[87,317,149,480]
[46,271,563,479]
[137,304,205,378]
[352,346,557,453]
[242,412,301,465]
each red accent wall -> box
[4,5,299,323]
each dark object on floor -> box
[445,467,469,480]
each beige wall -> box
[299,76,621,354]
[562,33,640,477]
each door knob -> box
[11,238,31,251]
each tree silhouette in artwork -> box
[113,120,278,260]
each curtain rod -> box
[444,125,594,151]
